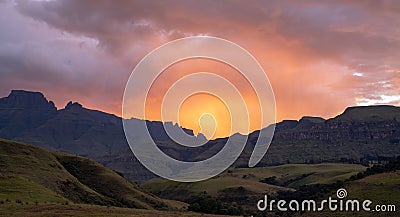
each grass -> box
[142,163,366,214]
[0,175,67,204]
[0,138,78,204]
[1,137,395,216]
[345,170,400,204]
[142,163,366,199]
[233,163,366,187]
[0,137,240,216]
[0,138,178,211]
[291,170,400,217]
[54,153,168,209]
[0,203,230,217]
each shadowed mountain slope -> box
[0,90,399,183]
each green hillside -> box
[142,163,366,213]
[142,160,399,216]
[0,138,167,209]
[346,171,400,206]
[143,164,366,197]
[291,171,400,217]
[0,203,231,217]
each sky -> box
[0,0,399,138]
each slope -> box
[142,163,366,213]
[1,90,400,184]
[0,138,168,210]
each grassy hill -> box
[0,203,229,217]
[274,158,400,217]
[143,164,365,196]
[0,138,237,216]
[142,163,366,213]
[143,164,366,197]
[290,170,400,217]
[346,171,400,206]
[0,137,397,216]
[142,162,400,216]
[0,138,169,210]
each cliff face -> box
[0,90,57,138]
[238,106,400,167]
[0,90,57,110]
[274,119,399,142]
[0,90,399,183]
[0,90,203,183]
[195,106,400,168]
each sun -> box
[178,93,231,139]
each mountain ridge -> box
[0,90,399,183]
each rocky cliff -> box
[0,90,399,183]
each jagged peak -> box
[1,89,56,110]
[65,101,83,110]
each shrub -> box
[188,192,242,215]
[259,176,278,185]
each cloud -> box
[0,1,133,113]
[0,0,399,136]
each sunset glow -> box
[1,1,399,138]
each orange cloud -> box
[0,0,399,138]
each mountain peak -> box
[65,101,83,110]
[299,116,325,123]
[291,116,326,129]
[1,90,56,110]
[344,105,397,112]
[335,105,400,121]
[10,89,44,97]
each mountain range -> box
[0,90,399,183]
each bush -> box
[188,192,242,215]
[276,156,400,202]
[259,176,278,185]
